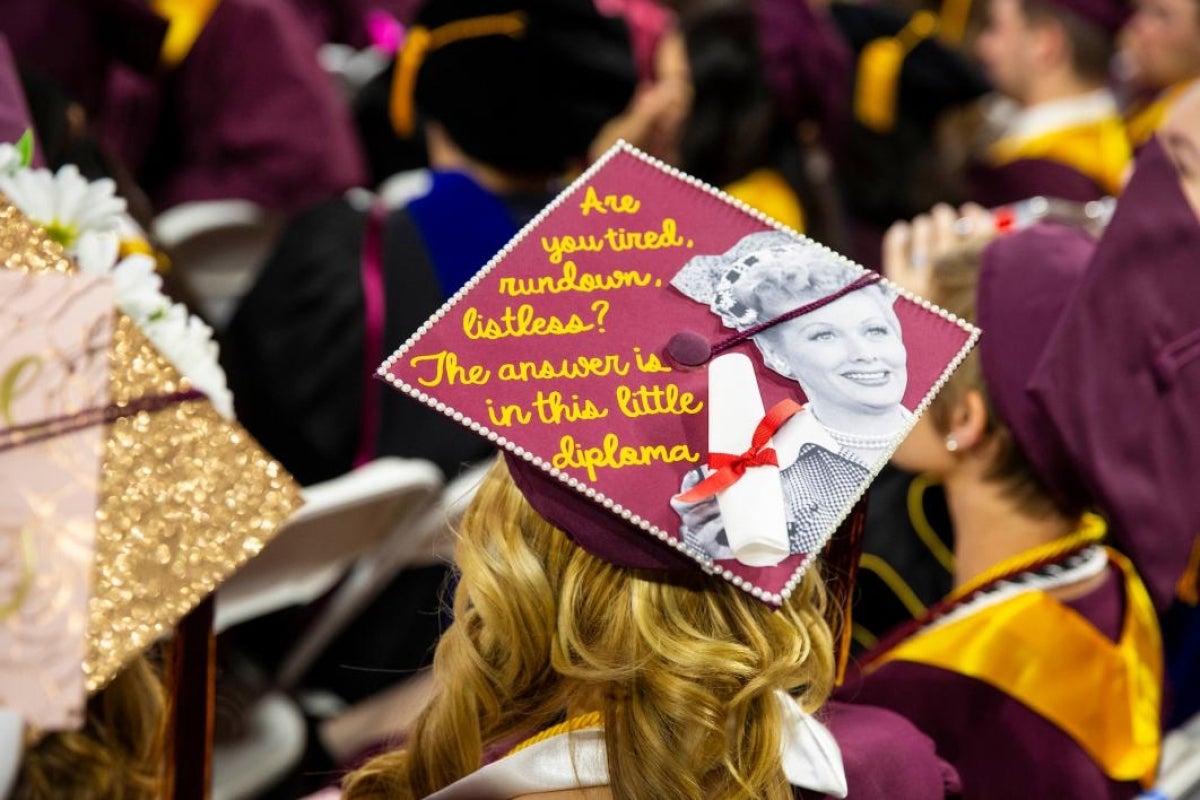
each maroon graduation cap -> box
[380,142,977,605]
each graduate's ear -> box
[947,389,989,453]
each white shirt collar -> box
[421,692,847,799]
[996,89,1119,143]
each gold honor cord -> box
[506,711,604,757]
[390,13,528,137]
[907,473,955,573]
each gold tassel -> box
[939,0,973,46]
[390,26,432,138]
[150,0,223,70]
[389,13,527,137]
[854,11,939,134]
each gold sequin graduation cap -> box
[0,198,301,704]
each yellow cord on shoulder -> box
[907,473,955,573]
[851,622,879,651]
[506,712,604,757]
[859,553,929,618]
[949,513,1107,603]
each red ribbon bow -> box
[675,398,805,503]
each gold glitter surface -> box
[90,398,298,690]
[0,201,72,275]
[0,197,302,693]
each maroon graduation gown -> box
[800,701,962,799]
[0,36,35,151]
[99,0,366,213]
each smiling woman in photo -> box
[671,231,912,561]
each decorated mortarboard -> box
[380,141,978,605]
[0,187,301,705]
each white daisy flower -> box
[77,231,166,319]
[7,163,235,420]
[0,164,126,250]
[148,304,234,419]
[0,144,23,177]
[76,231,234,419]
[0,131,35,177]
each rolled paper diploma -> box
[708,353,792,566]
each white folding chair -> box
[154,200,282,332]
[215,458,444,634]
[211,692,307,800]
[211,458,442,800]
[275,456,494,690]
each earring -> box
[945,435,959,452]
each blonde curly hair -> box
[344,459,836,800]
[15,654,166,800]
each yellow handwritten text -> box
[409,351,492,387]
[486,399,533,427]
[463,305,595,340]
[553,434,701,481]
[540,233,604,265]
[633,347,673,374]
[532,391,609,424]
[604,219,685,253]
[497,354,631,382]
[579,185,641,216]
[541,218,687,265]
[498,261,653,296]
[615,384,704,418]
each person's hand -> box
[587,30,692,165]
[881,203,994,298]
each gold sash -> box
[986,115,1132,197]
[1126,83,1191,148]
[870,547,1162,786]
